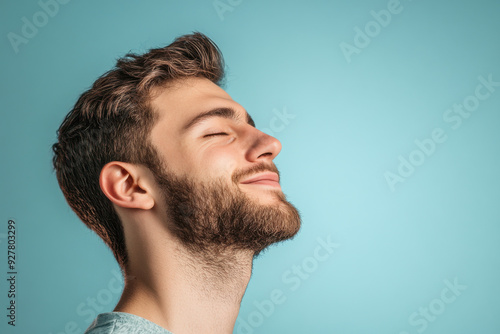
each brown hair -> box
[52,32,225,272]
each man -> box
[52,32,301,334]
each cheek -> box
[198,147,240,179]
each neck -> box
[114,238,254,334]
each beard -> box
[149,162,301,257]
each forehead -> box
[150,77,235,128]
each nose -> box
[245,127,282,162]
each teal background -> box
[1,0,499,333]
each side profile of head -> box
[52,32,301,275]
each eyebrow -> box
[181,107,256,134]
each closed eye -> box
[203,132,228,138]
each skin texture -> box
[98,77,301,334]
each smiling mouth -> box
[239,172,281,189]
[240,179,281,188]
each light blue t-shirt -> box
[84,312,174,334]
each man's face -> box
[148,77,301,255]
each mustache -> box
[231,163,280,184]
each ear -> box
[99,161,155,210]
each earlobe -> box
[99,162,155,210]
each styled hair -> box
[52,32,225,271]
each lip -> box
[240,172,280,187]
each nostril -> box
[258,152,273,159]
